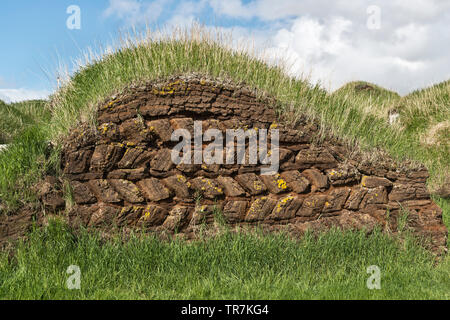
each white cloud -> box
[103,0,167,26]
[209,0,450,23]
[208,0,253,19]
[264,16,437,93]
[0,89,50,103]
[208,0,450,94]
[102,0,450,94]
[165,0,209,28]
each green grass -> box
[0,100,50,144]
[333,79,449,190]
[399,82,450,195]
[0,25,448,300]
[0,25,448,215]
[333,80,400,118]
[0,99,55,209]
[1,220,448,300]
[0,126,60,208]
[402,80,450,130]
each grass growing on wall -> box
[0,24,448,223]
[0,25,448,301]
[0,220,448,300]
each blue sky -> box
[0,1,110,98]
[0,0,262,101]
[1,1,450,101]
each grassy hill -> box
[333,79,449,206]
[401,81,450,199]
[403,80,450,128]
[0,26,448,299]
[333,81,400,119]
[401,81,450,151]
[1,27,447,208]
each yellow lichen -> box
[277,178,287,190]
[276,195,293,213]
[98,123,110,135]
[102,99,117,110]
[361,176,368,187]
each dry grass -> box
[333,80,401,120]
[420,121,450,147]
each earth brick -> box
[235,173,267,195]
[137,178,172,202]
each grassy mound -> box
[333,81,400,118]
[0,25,448,300]
[0,25,448,223]
[399,81,450,200]
[1,220,448,299]
[402,80,450,128]
[401,81,450,153]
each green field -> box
[1,221,449,300]
[0,26,448,299]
